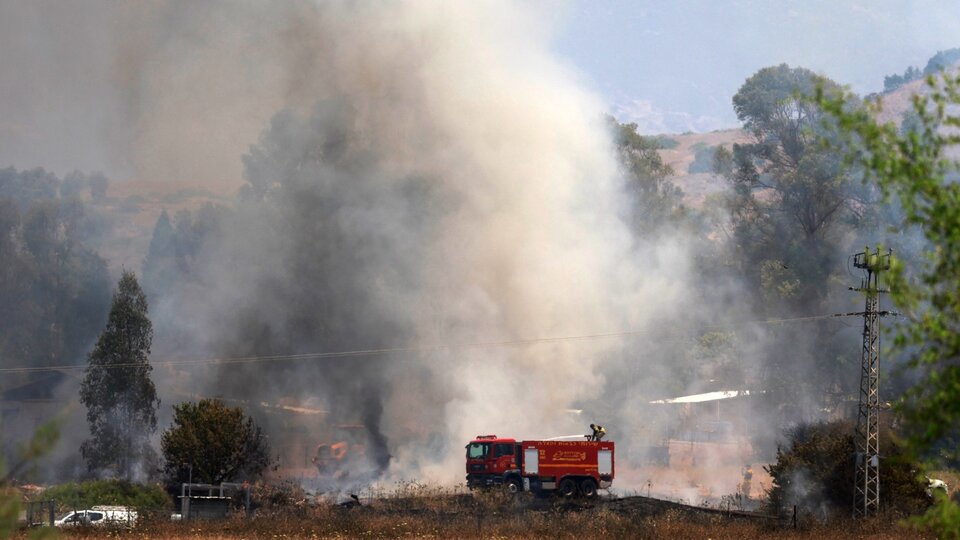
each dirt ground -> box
[615,463,773,505]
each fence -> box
[24,499,55,527]
[19,483,255,532]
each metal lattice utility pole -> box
[851,247,891,519]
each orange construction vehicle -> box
[312,424,371,480]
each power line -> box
[0,312,875,375]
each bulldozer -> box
[311,424,373,481]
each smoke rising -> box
[2,0,812,495]
[118,0,697,483]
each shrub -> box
[161,399,271,484]
[653,135,680,149]
[38,479,172,512]
[688,144,718,173]
[765,420,928,518]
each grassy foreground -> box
[32,490,928,539]
[42,511,926,540]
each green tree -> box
[818,71,960,535]
[161,399,270,484]
[765,420,926,517]
[0,168,112,374]
[713,65,869,421]
[79,271,159,480]
[0,166,59,206]
[884,66,923,93]
[722,64,856,313]
[687,143,719,174]
[609,117,683,234]
[142,210,177,299]
[922,47,960,76]
[40,479,171,511]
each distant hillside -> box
[655,129,749,208]
[90,128,762,271]
[874,74,932,126]
[656,73,948,210]
[92,77,936,274]
[882,47,960,93]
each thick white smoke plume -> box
[200,1,693,482]
[142,0,694,482]
[3,0,701,486]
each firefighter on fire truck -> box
[587,423,606,441]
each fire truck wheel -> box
[558,478,577,498]
[505,478,521,494]
[579,478,598,498]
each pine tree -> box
[142,210,177,299]
[79,271,159,479]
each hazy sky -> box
[551,0,960,133]
[1,1,959,179]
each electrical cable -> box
[0,312,884,375]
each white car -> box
[927,477,949,498]
[54,506,137,528]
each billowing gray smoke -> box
[1,0,698,485]
[145,1,694,481]
[2,0,930,501]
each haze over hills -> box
[652,129,749,208]
[82,68,944,276]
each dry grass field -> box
[48,515,921,540]
[31,487,930,539]
[41,509,927,539]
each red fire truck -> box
[465,434,615,497]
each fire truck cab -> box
[465,435,522,491]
